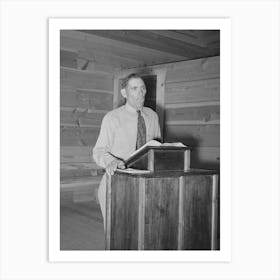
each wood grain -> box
[60,127,100,146]
[190,147,220,170]
[61,31,186,68]
[211,175,219,249]
[60,146,93,163]
[106,171,218,250]
[144,177,179,250]
[165,104,220,124]
[61,85,113,111]
[165,78,220,104]
[60,108,106,128]
[182,175,213,249]
[164,124,220,147]
[60,162,104,178]
[60,50,77,69]
[109,174,139,250]
[80,30,202,58]
[165,56,220,83]
[60,68,113,92]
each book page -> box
[161,142,186,147]
[128,140,161,158]
[117,168,151,174]
[127,140,187,159]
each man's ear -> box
[120,88,127,98]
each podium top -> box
[125,145,190,168]
[115,168,218,178]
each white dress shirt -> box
[92,102,161,224]
[93,102,161,168]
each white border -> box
[49,18,231,262]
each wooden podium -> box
[105,146,219,250]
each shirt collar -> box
[125,102,143,114]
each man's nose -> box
[139,89,145,97]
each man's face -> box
[124,77,147,110]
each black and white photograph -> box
[1,1,280,279]
[51,19,230,259]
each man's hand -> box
[106,158,126,175]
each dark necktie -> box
[136,110,146,150]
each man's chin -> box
[136,104,144,110]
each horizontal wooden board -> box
[60,127,100,146]
[190,147,220,170]
[80,30,204,58]
[61,162,104,178]
[165,105,220,124]
[60,50,77,68]
[61,174,102,185]
[61,146,93,163]
[76,58,116,73]
[60,85,113,111]
[60,68,114,92]
[72,185,99,203]
[164,124,220,147]
[62,35,153,70]
[77,49,143,70]
[60,108,106,128]
[166,56,220,83]
[60,175,102,190]
[61,31,186,64]
[165,78,220,104]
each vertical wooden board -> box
[165,105,220,123]
[144,177,179,250]
[110,174,139,250]
[60,127,100,146]
[164,124,220,147]
[60,50,77,69]
[105,174,112,249]
[182,175,213,249]
[113,77,121,109]
[60,68,114,91]
[60,86,113,110]
[154,68,166,138]
[211,175,219,250]
[165,56,220,83]
[165,78,220,104]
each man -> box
[93,73,161,225]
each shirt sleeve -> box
[92,113,116,168]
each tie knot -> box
[137,110,141,116]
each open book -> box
[122,140,189,172]
[128,140,187,159]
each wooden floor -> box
[60,199,105,250]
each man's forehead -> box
[127,77,145,87]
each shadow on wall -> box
[190,153,220,171]
[163,128,220,171]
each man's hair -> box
[121,73,143,89]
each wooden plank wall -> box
[115,56,220,170]
[60,55,113,202]
[164,56,220,170]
